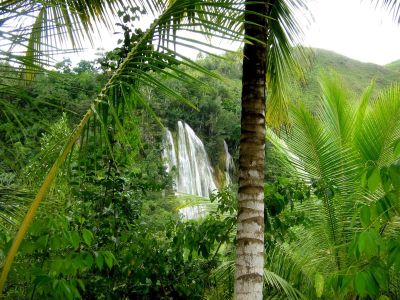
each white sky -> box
[301,0,400,65]
[68,0,400,66]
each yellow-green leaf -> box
[314,272,324,298]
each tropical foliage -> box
[1,0,400,299]
[0,0,248,290]
[267,77,400,299]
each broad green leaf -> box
[340,275,353,294]
[361,170,368,188]
[50,258,64,274]
[358,231,379,257]
[368,167,381,192]
[37,235,49,248]
[69,231,80,249]
[59,279,73,300]
[365,271,379,296]
[49,236,62,250]
[103,251,114,269]
[360,206,371,228]
[371,265,389,291]
[388,247,398,266]
[71,253,84,272]
[69,281,81,298]
[358,232,367,254]
[355,272,368,297]
[380,166,392,192]
[95,252,104,270]
[82,252,94,268]
[82,229,93,246]
[77,279,85,291]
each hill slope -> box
[290,48,400,105]
[385,59,400,73]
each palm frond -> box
[355,84,400,167]
[353,81,375,137]
[266,237,320,298]
[289,104,356,192]
[266,128,305,178]
[0,185,31,228]
[208,257,305,300]
[370,0,400,23]
[266,79,400,298]
[264,268,305,300]
[0,0,137,67]
[318,74,355,146]
[265,0,311,129]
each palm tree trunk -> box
[234,0,269,299]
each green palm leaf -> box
[0,185,31,228]
[355,84,400,167]
[266,77,400,298]
[265,0,311,129]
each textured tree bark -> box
[234,0,269,299]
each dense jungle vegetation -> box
[1,42,400,299]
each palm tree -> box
[235,1,308,298]
[267,76,400,298]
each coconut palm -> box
[266,76,400,298]
[234,1,309,298]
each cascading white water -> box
[170,121,217,197]
[162,121,218,219]
[223,140,234,186]
[162,129,177,173]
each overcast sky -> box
[71,0,400,66]
[302,0,400,65]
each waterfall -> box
[223,140,234,186]
[162,121,217,219]
[162,129,177,173]
[163,121,217,197]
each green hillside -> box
[290,48,400,106]
[385,59,400,73]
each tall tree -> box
[235,1,268,298]
[235,0,307,298]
